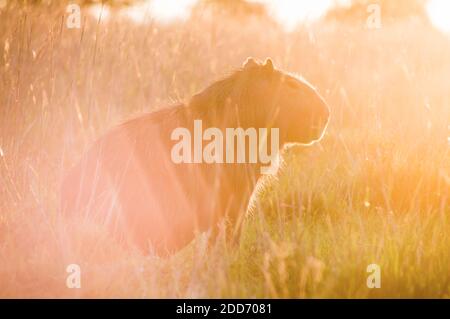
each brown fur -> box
[61,58,330,255]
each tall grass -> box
[0,3,449,297]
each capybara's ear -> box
[243,57,259,69]
[264,58,274,71]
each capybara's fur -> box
[61,58,330,255]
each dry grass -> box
[0,3,449,298]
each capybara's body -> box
[62,107,256,253]
[61,58,330,254]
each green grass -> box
[0,3,449,298]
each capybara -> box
[61,58,330,255]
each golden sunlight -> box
[2,0,450,300]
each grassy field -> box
[0,3,449,298]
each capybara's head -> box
[239,57,330,145]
